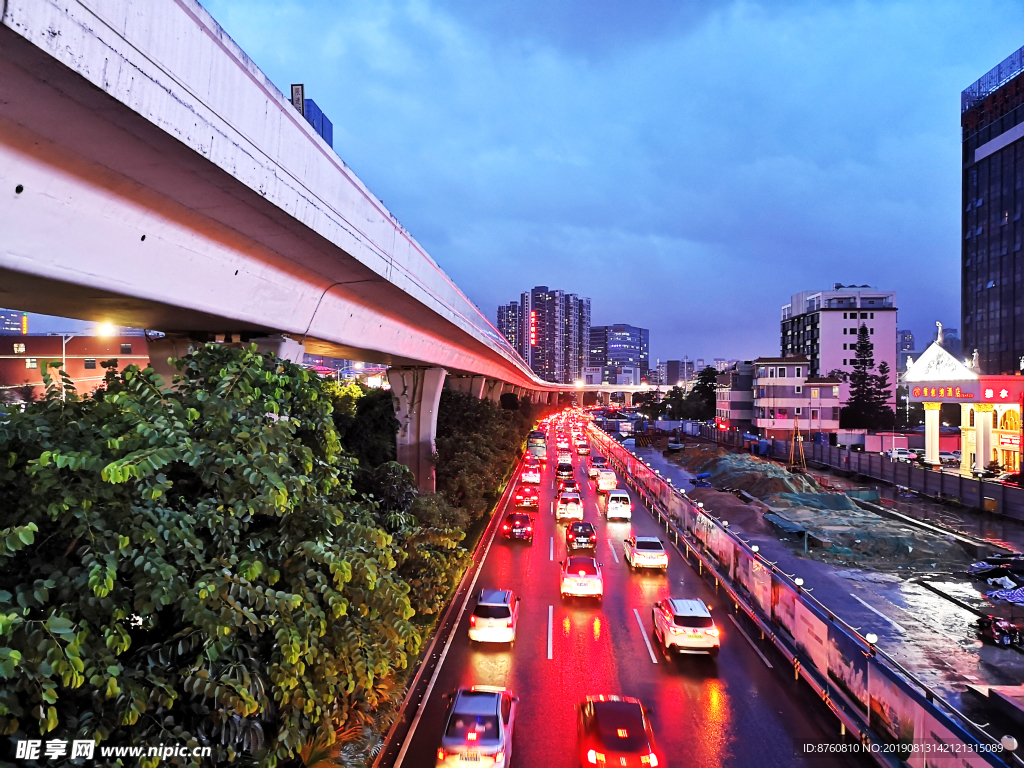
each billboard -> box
[827,624,869,714]
[795,602,829,677]
[868,664,918,752]
[771,575,797,639]
[750,559,772,616]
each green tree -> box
[841,326,895,430]
[331,386,399,469]
[0,348,423,765]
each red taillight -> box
[468,732,477,741]
[525,526,532,532]
[493,751,505,764]
[438,747,446,760]
[706,627,720,637]
[568,533,575,540]
[506,619,513,628]
[470,616,477,626]
[503,524,509,531]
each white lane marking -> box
[394,475,510,767]
[727,614,773,668]
[607,539,619,564]
[633,608,658,664]
[550,501,554,517]
[849,594,907,634]
[549,537,554,561]
[547,605,554,660]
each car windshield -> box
[473,605,512,619]
[570,523,594,535]
[674,615,713,628]
[445,714,500,741]
[636,540,664,551]
[566,558,597,575]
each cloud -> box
[202,0,1024,359]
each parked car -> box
[887,448,918,462]
[938,451,960,465]
[436,686,517,766]
[996,472,1022,484]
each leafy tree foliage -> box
[655,368,718,421]
[841,326,895,430]
[0,348,438,765]
[329,385,399,469]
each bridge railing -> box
[587,424,1014,767]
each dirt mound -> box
[670,448,819,496]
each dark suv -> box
[566,521,597,550]
[502,513,534,543]
[556,462,574,480]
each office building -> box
[591,324,649,377]
[781,284,898,403]
[961,46,1024,374]
[655,361,666,385]
[898,329,916,371]
[665,359,695,387]
[0,309,26,335]
[713,358,727,372]
[497,302,521,354]
[505,286,590,383]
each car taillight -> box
[437,748,446,760]
[706,627,720,637]
[641,754,658,766]
[586,749,605,764]
[579,570,586,576]
[525,526,532,531]
[470,616,477,626]
[493,751,505,763]
[568,533,575,540]
[503,524,509,531]
[468,732,477,741]
[506,619,513,628]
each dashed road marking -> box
[547,605,554,660]
[608,539,619,564]
[549,537,554,561]
[633,608,658,664]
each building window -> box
[25,358,37,369]
[843,343,847,350]
[795,367,802,377]
[768,408,775,418]
[870,313,874,319]
[994,411,999,429]
[13,343,25,354]
[870,328,874,334]
[832,386,840,397]
[843,359,847,365]
[843,328,847,335]
[811,388,819,398]
[795,407,802,415]
[795,385,802,394]
[778,367,787,377]
[120,344,132,354]
[778,408,788,418]
[84,359,97,370]
[860,312,868,319]
[970,409,975,427]
[832,407,840,420]
[768,367,775,378]
[811,409,819,420]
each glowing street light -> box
[96,322,116,337]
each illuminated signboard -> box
[1000,433,1021,448]
[530,311,537,346]
[911,386,974,399]
[20,313,27,335]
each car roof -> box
[478,589,513,606]
[635,536,661,543]
[571,521,595,529]
[608,489,628,496]
[453,689,501,716]
[668,598,710,617]
[566,556,597,568]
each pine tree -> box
[845,325,875,427]
[872,360,895,430]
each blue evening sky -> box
[34,0,1024,363]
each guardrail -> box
[588,425,1017,768]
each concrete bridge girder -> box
[387,367,446,493]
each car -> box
[576,439,590,456]
[939,451,960,465]
[652,598,720,657]
[606,489,632,520]
[521,462,541,484]
[596,469,617,493]
[577,696,660,767]
[560,556,603,599]
[514,485,539,508]
[437,686,517,766]
[556,492,584,521]
[624,535,668,571]
[501,513,534,543]
[557,450,574,464]
[997,472,1022,484]
[556,437,571,450]
[587,456,607,479]
[558,478,581,494]
[469,589,519,645]
[567,521,597,550]
[556,462,575,480]
[887,448,918,462]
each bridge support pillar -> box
[448,375,486,399]
[623,391,633,408]
[485,379,505,404]
[388,367,447,493]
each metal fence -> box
[589,424,1013,767]
[694,424,1024,521]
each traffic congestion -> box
[403,408,865,768]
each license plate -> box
[461,752,479,762]
[688,633,703,639]
[575,580,589,588]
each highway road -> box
[397,418,870,767]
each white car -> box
[596,469,617,493]
[560,556,603,599]
[652,598,720,657]
[436,686,517,766]
[624,535,668,571]
[556,438,571,450]
[606,489,632,520]
[887,448,917,462]
[587,456,607,479]
[556,492,584,521]
[468,589,519,645]
[938,451,960,465]
[557,450,573,465]
[520,464,541,484]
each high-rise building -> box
[503,286,590,383]
[961,46,1024,374]
[592,324,649,377]
[497,302,521,353]
[0,309,26,335]
[898,329,916,371]
[713,358,727,372]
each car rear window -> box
[674,615,713,628]
[566,558,597,575]
[558,463,572,471]
[635,540,664,551]
[592,703,648,751]
[570,523,595,534]
[446,714,499,740]
[561,494,580,502]
[609,493,628,503]
[508,514,530,525]
[473,605,512,619]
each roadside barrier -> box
[589,425,1017,768]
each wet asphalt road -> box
[398,427,869,768]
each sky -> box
[33,0,1024,361]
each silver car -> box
[437,686,517,766]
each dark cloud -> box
[203,0,1024,360]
